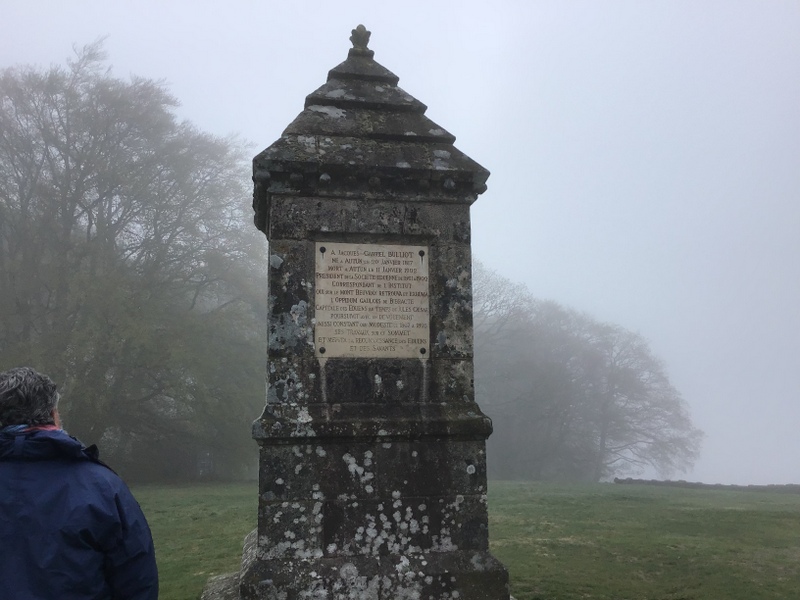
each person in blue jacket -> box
[0,366,158,599]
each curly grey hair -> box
[0,367,60,427]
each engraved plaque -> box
[314,242,430,358]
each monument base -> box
[201,573,239,600]
[202,529,511,600]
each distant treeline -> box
[614,478,800,494]
[474,261,703,483]
[0,44,265,482]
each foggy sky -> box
[3,1,798,484]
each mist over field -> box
[2,1,798,485]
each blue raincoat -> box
[0,427,158,599]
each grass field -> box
[134,481,800,600]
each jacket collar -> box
[0,427,88,461]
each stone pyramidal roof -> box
[253,25,489,232]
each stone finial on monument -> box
[230,25,510,599]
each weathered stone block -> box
[322,358,425,404]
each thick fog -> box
[3,1,798,484]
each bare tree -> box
[581,323,703,480]
[0,42,265,480]
[473,262,702,481]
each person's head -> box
[0,367,60,427]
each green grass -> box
[134,481,800,600]
[132,483,257,600]
[489,482,800,600]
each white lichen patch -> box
[289,301,308,326]
[342,452,375,492]
[342,453,363,477]
[269,254,284,269]
[395,556,410,573]
[297,135,316,148]
[291,406,315,437]
[324,88,349,99]
[308,104,347,119]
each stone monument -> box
[204,25,511,599]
